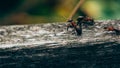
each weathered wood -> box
[0,20,119,48]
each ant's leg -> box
[67,26,69,31]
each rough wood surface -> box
[0,20,120,48]
[0,20,120,68]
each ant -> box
[67,16,95,36]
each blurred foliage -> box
[0,0,120,25]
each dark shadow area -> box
[0,42,120,68]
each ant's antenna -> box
[62,15,67,20]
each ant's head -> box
[67,19,73,22]
[78,16,84,18]
[77,16,84,21]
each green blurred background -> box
[0,0,120,25]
